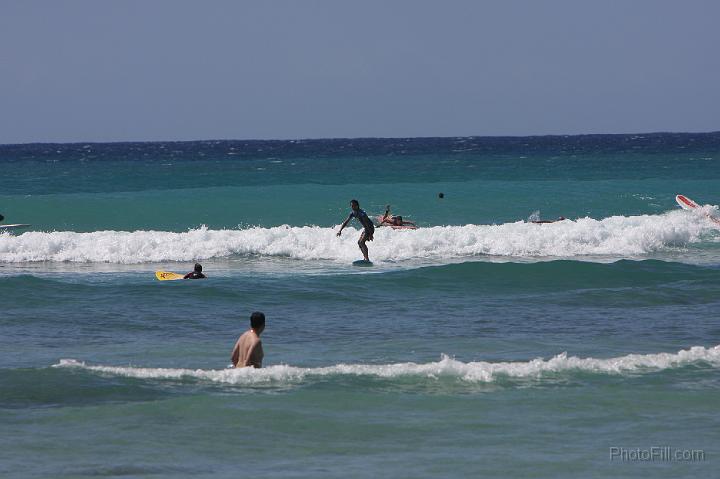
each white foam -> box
[54,344,720,385]
[0,209,715,263]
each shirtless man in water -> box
[231,312,265,368]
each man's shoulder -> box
[239,331,260,343]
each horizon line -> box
[1,129,719,148]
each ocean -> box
[1,133,718,478]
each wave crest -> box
[1,210,714,263]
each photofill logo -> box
[609,446,706,462]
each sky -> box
[1,0,718,143]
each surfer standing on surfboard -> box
[337,199,375,262]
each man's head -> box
[250,311,265,333]
[393,215,403,225]
[350,199,359,211]
[194,263,202,273]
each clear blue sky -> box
[1,0,718,143]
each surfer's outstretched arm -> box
[336,214,352,236]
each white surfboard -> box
[675,194,720,226]
[675,194,700,210]
[0,224,31,231]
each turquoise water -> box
[1,134,719,477]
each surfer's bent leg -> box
[358,231,370,261]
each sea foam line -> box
[54,344,720,385]
[1,209,716,263]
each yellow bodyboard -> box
[155,271,185,281]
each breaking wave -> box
[55,344,720,386]
[1,209,717,263]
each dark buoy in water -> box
[438,192,444,199]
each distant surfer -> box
[183,263,206,279]
[231,312,265,368]
[379,205,416,228]
[532,216,566,224]
[337,199,374,262]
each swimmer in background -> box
[184,263,206,279]
[379,205,416,227]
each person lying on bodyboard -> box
[378,205,416,227]
[184,263,207,279]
